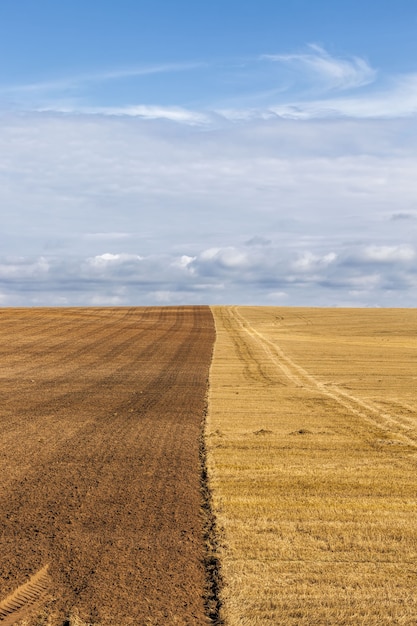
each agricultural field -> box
[0,306,215,626]
[207,306,417,625]
[1,305,417,625]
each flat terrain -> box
[0,306,215,626]
[207,306,417,625]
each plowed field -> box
[0,306,215,626]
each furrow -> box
[0,565,50,625]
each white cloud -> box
[0,256,49,279]
[87,253,144,269]
[0,62,204,95]
[267,291,288,300]
[265,73,417,120]
[171,255,196,272]
[1,109,417,306]
[345,273,382,289]
[263,44,376,91]
[199,247,250,270]
[38,104,211,125]
[292,251,337,272]
[214,50,417,122]
[1,47,416,125]
[362,245,415,263]
[0,239,415,307]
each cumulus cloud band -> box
[0,240,415,307]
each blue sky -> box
[1,1,417,306]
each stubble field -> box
[207,306,417,625]
[1,305,417,625]
[0,306,215,626]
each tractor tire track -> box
[228,306,417,447]
[216,307,276,386]
[0,565,50,626]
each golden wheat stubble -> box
[207,306,417,625]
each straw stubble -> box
[207,306,417,625]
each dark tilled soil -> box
[0,306,215,625]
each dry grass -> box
[207,306,417,625]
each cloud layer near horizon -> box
[1,105,417,307]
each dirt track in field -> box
[208,306,417,625]
[0,306,215,626]
[228,306,417,447]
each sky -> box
[1,0,417,307]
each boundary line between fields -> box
[200,308,224,626]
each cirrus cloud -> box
[262,44,376,92]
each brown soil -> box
[0,306,215,626]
